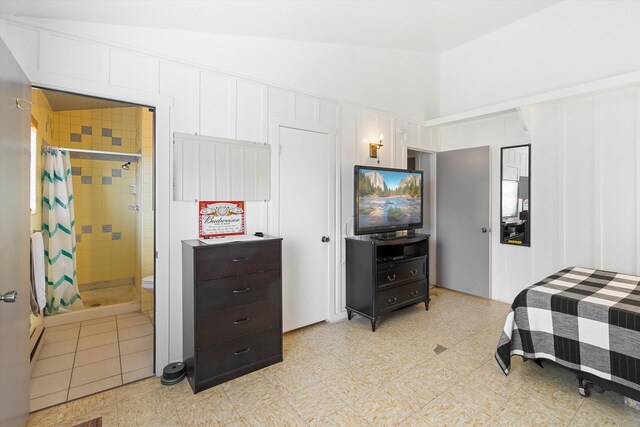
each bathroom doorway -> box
[28,87,156,411]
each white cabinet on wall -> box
[173,133,270,202]
[200,72,267,143]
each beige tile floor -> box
[30,311,154,413]
[27,288,640,426]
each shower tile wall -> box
[52,107,141,289]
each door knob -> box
[321,236,330,243]
[0,291,17,303]
[480,228,488,233]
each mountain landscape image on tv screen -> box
[358,168,422,229]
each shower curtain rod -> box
[42,143,141,162]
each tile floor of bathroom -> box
[30,311,154,413]
[27,288,640,426]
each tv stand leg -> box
[371,319,377,332]
[424,299,430,311]
[347,309,353,321]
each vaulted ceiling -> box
[0,0,560,52]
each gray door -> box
[436,146,490,297]
[0,37,31,426]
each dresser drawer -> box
[195,240,281,281]
[376,280,425,312]
[196,299,280,344]
[196,270,281,313]
[196,328,281,380]
[377,257,426,289]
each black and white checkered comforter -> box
[496,267,640,392]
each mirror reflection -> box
[500,144,530,246]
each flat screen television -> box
[354,165,423,236]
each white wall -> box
[6,17,439,122]
[0,17,437,368]
[438,87,640,302]
[440,1,640,115]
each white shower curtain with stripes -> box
[42,148,83,314]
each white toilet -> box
[142,275,154,292]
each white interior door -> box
[279,126,331,331]
[0,37,31,426]
[436,146,491,297]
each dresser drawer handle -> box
[234,348,251,356]
[387,297,397,305]
[410,290,419,297]
[409,269,418,276]
[232,257,251,263]
[232,287,251,294]
[234,317,250,325]
[387,274,396,282]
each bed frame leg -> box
[578,376,590,397]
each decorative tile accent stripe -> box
[102,176,112,185]
[81,126,92,135]
[70,133,81,142]
[76,234,81,242]
[81,176,92,184]
[71,167,82,176]
[112,137,122,146]
[102,224,112,233]
[81,225,92,234]
[112,232,122,241]
[102,128,112,137]
[112,169,122,177]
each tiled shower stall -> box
[31,89,154,322]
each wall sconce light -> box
[369,134,384,164]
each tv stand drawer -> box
[377,257,426,289]
[376,280,426,312]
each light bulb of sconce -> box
[378,133,384,147]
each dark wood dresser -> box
[182,236,283,393]
[345,234,430,331]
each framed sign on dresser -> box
[182,236,283,393]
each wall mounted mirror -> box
[500,144,530,246]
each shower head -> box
[121,162,131,170]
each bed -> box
[495,266,640,401]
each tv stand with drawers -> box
[345,234,430,331]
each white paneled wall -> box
[437,87,640,302]
[49,35,106,82]
[159,62,199,134]
[0,19,426,368]
[236,80,267,143]
[200,72,237,139]
[110,49,159,93]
